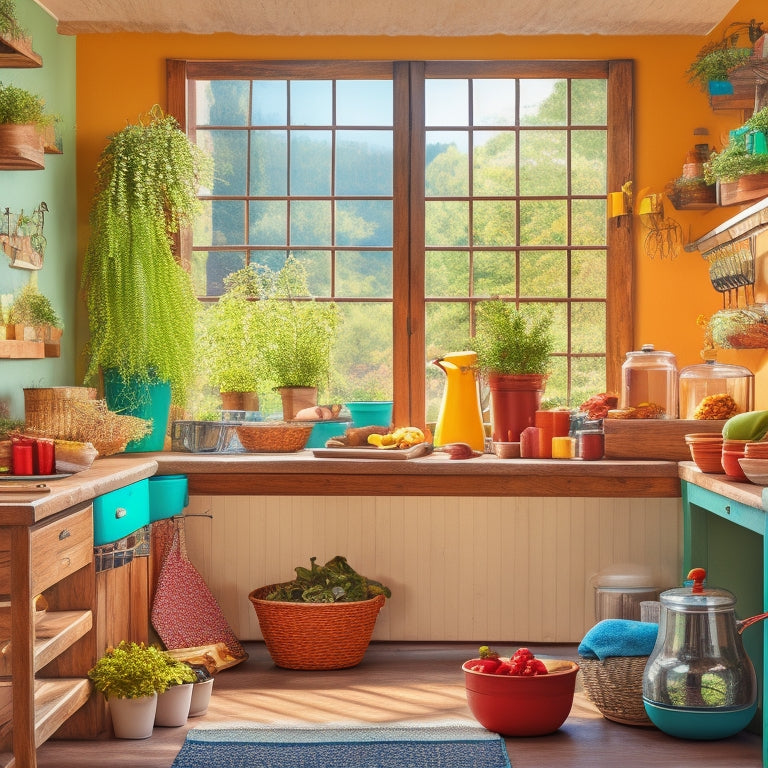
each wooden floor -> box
[37,642,762,768]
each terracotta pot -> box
[487,373,548,443]
[278,386,317,420]
[220,390,259,411]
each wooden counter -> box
[151,451,681,498]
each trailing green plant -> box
[87,641,177,700]
[81,106,213,405]
[704,140,768,183]
[0,82,56,128]
[746,106,768,133]
[469,299,554,376]
[266,555,391,603]
[259,255,341,391]
[0,0,26,41]
[197,266,270,394]
[8,282,61,327]
[686,43,753,91]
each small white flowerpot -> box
[189,678,214,717]
[155,683,193,727]
[108,693,158,739]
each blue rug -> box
[171,722,511,768]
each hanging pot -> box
[642,567,767,740]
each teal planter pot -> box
[345,401,393,428]
[708,80,734,95]
[103,370,172,452]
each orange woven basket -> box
[248,584,386,670]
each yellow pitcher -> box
[432,350,486,451]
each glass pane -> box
[519,129,567,195]
[336,130,393,195]
[197,80,249,125]
[292,250,332,295]
[571,130,607,195]
[192,199,212,246]
[571,301,605,353]
[337,80,393,126]
[250,130,288,196]
[425,301,471,418]
[545,354,568,407]
[473,130,516,196]
[195,251,246,297]
[571,249,606,298]
[425,79,468,126]
[520,250,567,297]
[473,251,516,296]
[290,200,332,246]
[335,251,392,298]
[250,250,288,273]
[335,200,392,247]
[572,79,607,125]
[571,355,606,404]
[425,201,469,246]
[425,251,469,298]
[211,200,245,246]
[334,302,393,400]
[195,129,245,196]
[540,300,568,354]
[474,79,516,126]
[571,199,607,246]
[426,131,469,196]
[519,200,567,245]
[290,80,332,125]
[249,201,286,246]
[251,80,288,125]
[290,130,331,195]
[519,79,565,126]
[473,200,516,246]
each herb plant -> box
[81,106,213,405]
[470,299,554,376]
[8,282,61,327]
[0,0,26,41]
[266,555,391,603]
[705,138,768,183]
[0,82,55,128]
[686,42,753,92]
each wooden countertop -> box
[0,457,158,525]
[146,450,682,498]
[679,461,765,510]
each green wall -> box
[0,0,76,420]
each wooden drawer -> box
[93,479,149,546]
[0,505,93,596]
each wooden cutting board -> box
[312,442,433,460]
[603,419,725,460]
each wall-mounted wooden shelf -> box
[0,34,41,68]
[0,339,60,359]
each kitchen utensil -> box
[705,238,755,308]
[642,567,765,739]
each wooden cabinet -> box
[0,503,95,768]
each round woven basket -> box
[579,655,654,727]
[236,422,313,453]
[248,585,386,670]
[23,387,97,441]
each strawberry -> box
[494,661,513,675]
[467,657,501,674]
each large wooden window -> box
[168,59,633,425]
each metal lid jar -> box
[620,344,678,419]
[678,358,754,420]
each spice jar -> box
[678,358,754,420]
[621,344,678,419]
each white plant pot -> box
[108,693,158,739]
[155,683,193,727]
[188,678,214,717]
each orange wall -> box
[73,0,768,404]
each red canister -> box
[580,432,604,461]
[11,437,34,475]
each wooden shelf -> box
[0,34,41,68]
[685,195,768,255]
[0,340,61,359]
[709,56,768,113]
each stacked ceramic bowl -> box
[684,433,724,474]
[721,439,750,482]
[739,441,768,485]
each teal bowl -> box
[643,699,757,740]
[305,420,352,448]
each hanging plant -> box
[81,106,213,405]
[686,42,753,92]
[0,0,26,41]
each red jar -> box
[11,438,34,476]
[580,432,604,461]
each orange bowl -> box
[462,658,579,736]
[722,447,749,482]
[684,433,724,474]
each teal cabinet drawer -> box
[93,479,150,545]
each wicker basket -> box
[579,655,654,727]
[236,422,313,453]
[248,585,386,669]
[23,387,98,441]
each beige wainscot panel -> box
[181,495,681,643]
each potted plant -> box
[259,256,341,419]
[81,106,213,451]
[197,266,269,412]
[154,653,197,727]
[7,281,62,345]
[0,81,57,168]
[248,555,390,670]
[686,42,753,94]
[87,641,171,739]
[469,299,554,443]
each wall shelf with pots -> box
[709,57,768,115]
[0,33,41,68]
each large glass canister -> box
[678,358,754,420]
[620,344,678,419]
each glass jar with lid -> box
[679,357,754,420]
[620,344,678,419]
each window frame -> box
[167,58,633,426]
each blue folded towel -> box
[578,619,659,660]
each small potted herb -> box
[0,81,57,166]
[7,282,62,344]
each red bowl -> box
[462,658,579,736]
[722,448,749,482]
